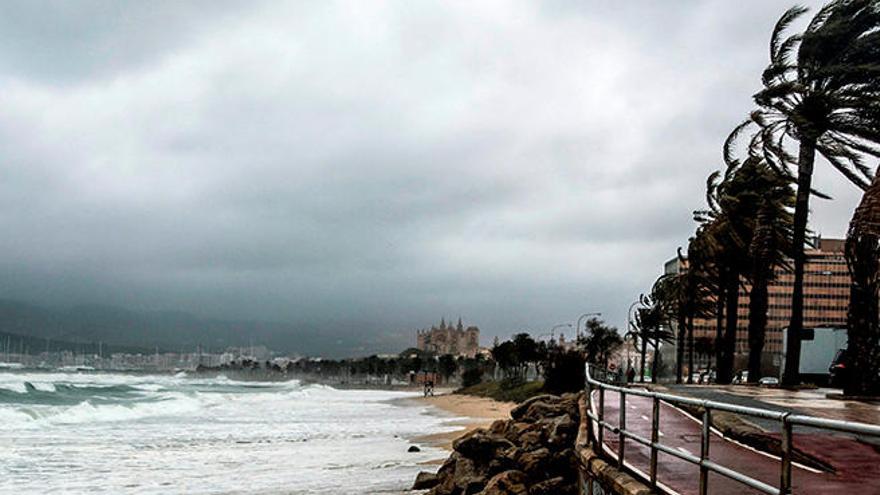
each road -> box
[592,389,880,494]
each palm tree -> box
[581,318,623,369]
[729,0,880,386]
[697,171,756,384]
[650,271,687,383]
[845,170,880,395]
[633,289,675,384]
[736,159,795,383]
[683,228,718,384]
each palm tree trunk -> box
[845,235,880,396]
[782,138,816,386]
[714,271,726,380]
[652,336,661,384]
[676,308,686,384]
[747,274,769,383]
[686,312,695,384]
[719,272,740,384]
[639,336,647,383]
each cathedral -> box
[416,318,480,357]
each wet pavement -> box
[669,384,880,423]
[667,384,880,442]
[592,389,880,494]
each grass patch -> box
[457,379,545,403]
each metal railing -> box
[583,364,880,495]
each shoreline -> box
[403,392,515,460]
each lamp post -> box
[576,312,603,339]
[550,323,572,342]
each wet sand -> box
[408,393,515,455]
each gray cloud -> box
[0,0,862,350]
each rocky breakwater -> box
[412,393,582,495]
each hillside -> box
[0,300,407,357]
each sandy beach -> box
[410,393,515,454]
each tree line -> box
[490,319,623,394]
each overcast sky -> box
[0,0,860,348]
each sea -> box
[0,370,457,494]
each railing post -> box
[699,407,711,495]
[618,389,626,468]
[597,387,605,449]
[780,414,792,494]
[650,396,660,489]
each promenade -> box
[593,389,880,494]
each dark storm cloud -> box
[0,0,861,349]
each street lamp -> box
[576,312,602,339]
[550,323,572,341]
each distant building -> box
[667,236,849,373]
[416,318,480,357]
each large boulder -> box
[517,428,544,451]
[530,476,573,495]
[540,413,577,447]
[509,395,559,420]
[502,421,534,444]
[478,470,528,495]
[551,448,579,476]
[453,431,515,463]
[427,476,458,495]
[517,447,552,478]
[486,446,520,477]
[413,471,441,490]
[488,419,509,435]
[520,401,569,423]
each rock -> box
[453,431,515,462]
[517,428,544,451]
[510,395,559,420]
[418,392,585,495]
[503,421,532,443]
[517,447,551,478]
[529,476,571,495]
[551,448,579,475]
[448,454,486,493]
[451,454,479,480]
[429,456,480,495]
[540,413,577,446]
[486,446,520,475]
[478,470,528,495]
[488,419,508,435]
[558,394,581,418]
[462,477,486,494]
[427,476,458,495]
[522,401,567,423]
[437,453,459,477]
[413,471,440,490]
[408,445,422,452]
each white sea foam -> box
[0,371,454,494]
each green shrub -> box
[461,367,483,388]
[543,349,585,395]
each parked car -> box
[829,349,848,388]
[758,376,779,386]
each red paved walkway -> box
[593,390,880,494]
